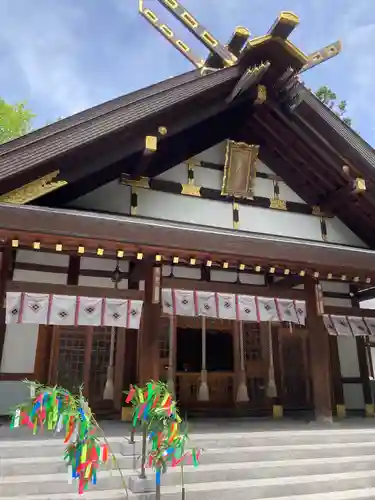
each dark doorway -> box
[177,327,233,372]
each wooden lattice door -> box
[279,327,311,410]
[49,325,125,411]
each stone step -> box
[0,437,122,459]
[3,471,375,500]
[4,442,375,476]
[2,457,375,496]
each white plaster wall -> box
[195,142,226,163]
[321,281,350,293]
[325,217,367,248]
[338,337,360,378]
[79,257,129,289]
[157,164,187,184]
[337,336,363,408]
[0,323,39,373]
[68,181,131,214]
[136,189,233,229]
[253,175,305,204]
[239,205,323,241]
[13,269,67,284]
[194,166,222,190]
[343,384,364,410]
[0,381,30,415]
[323,297,352,308]
[16,250,69,267]
[2,264,67,378]
[162,265,201,279]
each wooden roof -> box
[0,28,375,248]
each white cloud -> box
[0,0,92,117]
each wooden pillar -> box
[305,277,332,421]
[114,327,126,411]
[329,335,345,417]
[138,262,161,384]
[271,325,283,408]
[232,321,241,403]
[0,246,13,369]
[357,337,374,415]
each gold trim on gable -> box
[0,170,67,205]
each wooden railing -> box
[176,372,235,407]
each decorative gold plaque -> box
[221,141,259,199]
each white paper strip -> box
[237,295,258,322]
[127,300,143,329]
[347,316,369,337]
[196,291,217,317]
[5,292,21,324]
[21,293,49,324]
[323,314,337,336]
[161,288,174,316]
[294,300,306,326]
[364,318,375,337]
[103,298,128,327]
[276,298,299,324]
[49,295,76,325]
[217,293,237,320]
[257,297,279,322]
[77,296,103,326]
[330,314,353,336]
[173,290,195,317]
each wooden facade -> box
[1,3,375,420]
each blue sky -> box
[1,0,375,144]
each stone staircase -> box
[2,423,375,499]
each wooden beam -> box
[324,305,375,318]
[162,277,305,299]
[6,281,144,300]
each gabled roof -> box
[1,7,375,248]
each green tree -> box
[0,98,35,144]
[315,86,352,127]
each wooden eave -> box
[1,203,375,280]
[0,66,241,195]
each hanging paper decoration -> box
[5,292,143,329]
[323,314,375,338]
[217,293,237,320]
[195,291,217,317]
[364,318,375,336]
[276,298,299,324]
[294,300,306,326]
[170,290,196,317]
[126,300,144,329]
[103,298,128,327]
[77,296,103,326]
[323,314,337,336]
[21,293,50,324]
[257,297,279,322]
[347,316,369,337]
[236,295,258,322]
[6,292,22,324]
[10,381,112,496]
[49,295,77,325]
[330,315,353,336]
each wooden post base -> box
[365,404,375,417]
[273,405,283,418]
[336,404,346,419]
